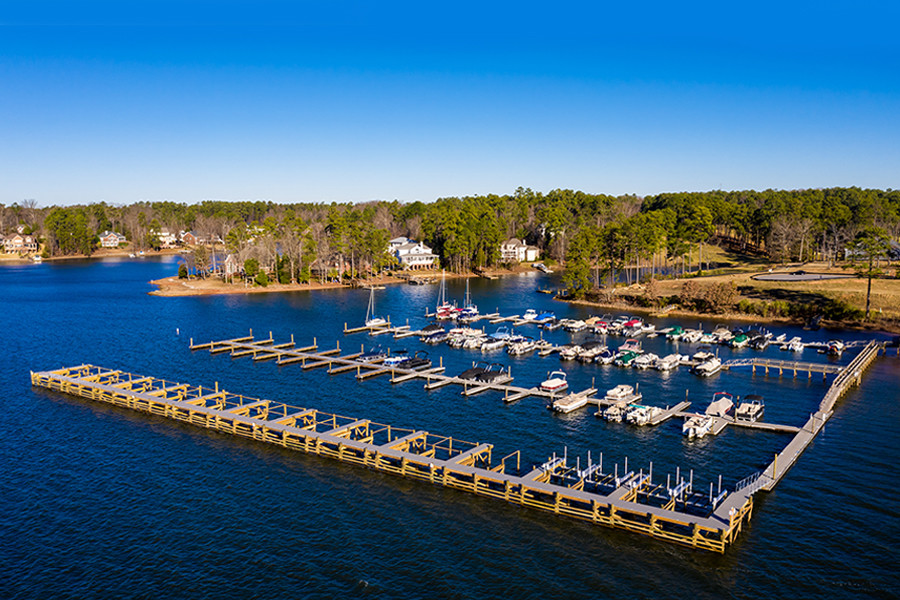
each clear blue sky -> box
[2,1,898,206]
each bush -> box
[244,258,259,278]
[178,264,188,279]
[255,271,269,287]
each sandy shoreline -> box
[148,266,535,297]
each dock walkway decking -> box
[31,364,753,553]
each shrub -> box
[255,271,269,287]
[178,264,188,279]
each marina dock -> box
[30,364,754,553]
[31,331,885,554]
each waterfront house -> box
[500,239,539,263]
[222,253,242,278]
[99,231,127,248]
[154,228,179,248]
[3,233,39,253]
[388,237,438,269]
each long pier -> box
[31,364,752,553]
[728,340,883,498]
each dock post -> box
[291,333,294,344]
[215,381,218,393]
[250,328,253,337]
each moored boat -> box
[540,370,569,393]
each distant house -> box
[844,240,900,261]
[180,231,199,246]
[3,233,38,253]
[98,230,127,248]
[155,228,178,248]
[223,254,242,278]
[388,237,438,269]
[500,239,539,263]
[16,224,26,234]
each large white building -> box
[500,238,539,263]
[388,236,438,269]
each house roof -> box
[502,238,527,248]
[390,236,411,244]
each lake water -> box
[2,257,897,599]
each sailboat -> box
[365,287,387,327]
[458,278,479,321]
[435,270,457,320]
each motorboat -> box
[577,341,606,362]
[682,414,713,439]
[666,326,684,341]
[618,339,643,354]
[364,287,388,327]
[540,370,569,393]
[749,335,769,350]
[473,363,510,383]
[507,337,537,356]
[656,353,683,371]
[774,333,787,343]
[563,319,587,332]
[632,353,659,369]
[604,384,642,403]
[422,330,449,344]
[541,318,562,331]
[692,356,722,377]
[705,391,735,417]
[358,345,389,363]
[730,333,750,348]
[522,308,539,321]
[614,350,639,367]
[681,329,702,344]
[536,311,556,321]
[735,394,765,422]
[782,337,803,352]
[692,346,715,362]
[458,362,489,380]
[626,404,662,426]
[382,349,408,367]
[481,326,513,351]
[558,344,583,361]
[594,348,616,364]
[461,334,487,349]
[826,340,845,356]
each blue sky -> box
[2,1,898,206]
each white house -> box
[388,237,438,269]
[99,230,127,248]
[155,228,179,248]
[500,239,539,263]
[3,233,38,253]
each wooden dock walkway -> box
[30,364,753,553]
[723,357,842,378]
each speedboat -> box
[522,308,539,321]
[626,404,662,426]
[782,337,803,352]
[682,414,713,439]
[826,340,845,356]
[666,326,684,341]
[542,318,562,331]
[382,349,408,367]
[358,345,389,363]
[558,344,583,361]
[481,326,512,351]
[632,353,659,369]
[564,319,587,332]
[614,350,639,367]
[692,356,722,377]
[681,329,702,343]
[730,333,750,348]
[507,337,537,356]
[577,341,605,362]
[656,353,683,371]
[540,370,569,393]
[604,384,642,403]
[618,339,643,354]
[536,311,556,321]
[705,391,735,417]
[735,394,765,422]
[594,348,616,364]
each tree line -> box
[2,187,897,287]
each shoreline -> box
[561,298,900,335]
[1,248,182,263]
[148,265,537,297]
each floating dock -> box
[31,364,753,553]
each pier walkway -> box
[31,364,753,553]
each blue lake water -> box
[2,257,897,598]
